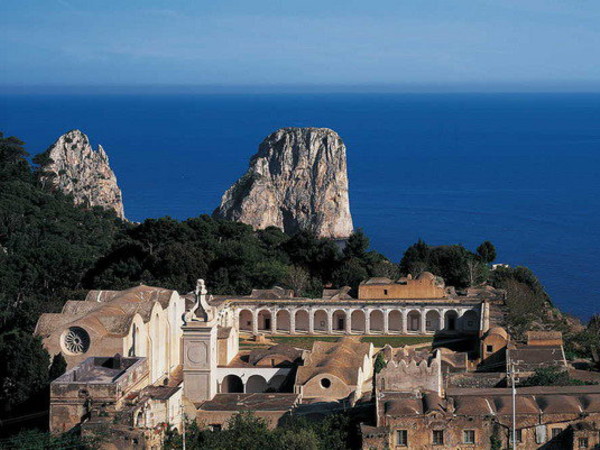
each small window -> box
[433,430,444,445]
[384,289,388,295]
[209,424,222,432]
[396,430,408,446]
[579,437,589,448]
[486,345,494,353]
[320,378,331,388]
[552,428,562,438]
[463,430,475,444]
[510,429,523,443]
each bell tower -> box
[182,280,218,402]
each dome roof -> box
[416,271,436,281]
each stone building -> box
[294,337,374,402]
[369,385,600,449]
[36,285,186,384]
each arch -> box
[239,309,253,332]
[407,310,421,332]
[257,309,272,331]
[332,310,346,332]
[221,375,244,393]
[388,310,402,333]
[313,310,328,333]
[425,310,441,332]
[351,310,366,333]
[268,375,288,392]
[462,310,479,331]
[369,310,384,333]
[444,310,459,331]
[294,310,309,333]
[276,310,291,333]
[246,375,268,393]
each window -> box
[486,345,494,353]
[433,430,444,445]
[463,430,475,444]
[396,430,408,446]
[384,289,388,295]
[320,378,331,388]
[209,424,222,432]
[510,429,522,443]
[579,437,589,448]
[552,428,562,438]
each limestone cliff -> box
[214,127,353,238]
[38,130,125,219]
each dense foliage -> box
[84,220,393,298]
[399,239,494,288]
[164,412,357,450]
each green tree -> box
[0,331,49,410]
[49,352,68,381]
[476,240,497,263]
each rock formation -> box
[38,130,125,219]
[214,127,353,238]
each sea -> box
[1,92,599,321]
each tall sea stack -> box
[214,127,353,238]
[37,130,125,219]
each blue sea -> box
[1,92,599,321]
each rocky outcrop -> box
[38,130,125,219]
[214,127,353,238]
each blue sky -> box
[1,0,599,90]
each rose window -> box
[63,327,90,354]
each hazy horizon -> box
[1,1,599,90]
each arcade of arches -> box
[236,306,480,335]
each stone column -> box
[383,310,389,335]
[401,310,408,334]
[345,310,352,335]
[290,310,296,335]
[308,309,315,334]
[271,309,277,334]
[439,309,446,331]
[365,310,371,335]
[182,320,217,403]
[327,310,333,334]
[252,310,259,335]
[420,310,427,335]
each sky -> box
[1,0,600,91]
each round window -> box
[320,378,331,389]
[62,327,90,355]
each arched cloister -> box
[407,310,421,332]
[257,310,272,331]
[294,310,309,333]
[276,310,291,333]
[313,310,328,333]
[332,310,346,332]
[239,309,253,332]
[425,310,441,332]
[369,310,384,333]
[462,310,479,331]
[351,310,366,333]
[388,310,402,333]
[246,375,268,393]
[444,310,458,331]
[221,375,244,393]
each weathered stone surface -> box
[214,127,353,238]
[38,130,125,219]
